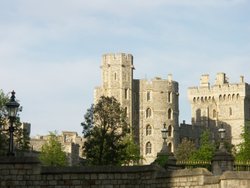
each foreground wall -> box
[1,157,250,188]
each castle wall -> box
[188,73,250,147]
[1,157,250,188]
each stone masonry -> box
[1,156,250,188]
[94,53,179,164]
[188,73,250,147]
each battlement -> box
[102,53,133,65]
[188,73,249,98]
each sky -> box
[0,0,250,137]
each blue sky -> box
[0,0,250,136]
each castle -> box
[94,53,250,164]
[188,73,250,147]
[29,53,250,165]
[94,53,179,164]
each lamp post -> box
[160,123,168,153]
[212,124,234,175]
[218,125,226,152]
[5,91,20,156]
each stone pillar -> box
[212,150,234,175]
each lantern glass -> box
[161,128,168,140]
[5,91,20,118]
[218,128,226,139]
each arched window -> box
[232,94,235,100]
[146,124,152,136]
[168,108,172,119]
[168,125,172,137]
[168,142,172,152]
[223,94,226,100]
[219,95,222,101]
[229,107,232,116]
[146,142,152,154]
[147,91,151,101]
[213,109,217,118]
[193,97,196,102]
[237,93,240,99]
[228,94,231,100]
[146,108,152,118]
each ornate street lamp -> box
[160,123,168,153]
[218,124,226,152]
[5,91,20,156]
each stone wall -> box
[1,157,250,188]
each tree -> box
[235,122,250,161]
[189,130,215,161]
[39,132,68,166]
[82,96,132,165]
[175,138,196,161]
[0,90,30,155]
[122,135,141,165]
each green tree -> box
[0,90,30,155]
[175,138,196,161]
[189,130,215,161]
[122,135,141,165]
[82,96,132,165]
[235,122,250,161]
[39,132,68,166]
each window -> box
[146,142,152,154]
[124,107,128,117]
[146,108,152,118]
[168,92,172,103]
[229,107,232,116]
[114,72,117,80]
[168,142,172,152]
[168,108,172,119]
[125,88,128,99]
[213,109,217,118]
[146,124,152,136]
[147,91,151,101]
[168,125,172,137]
[219,95,222,101]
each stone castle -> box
[188,73,250,147]
[29,53,250,165]
[94,53,250,164]
[94,53,179,164]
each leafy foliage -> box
[175,138,196,161]
[39,132,68,166]
[0,90,30,156]
[189,130,215,161]
[154,154,168,167]
[82,96,137,165]
[235,122,250,161]
[122,135,141,165]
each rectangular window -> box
[125,89,128,99]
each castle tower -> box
[94,53,134,128]
[94,53,180,164]
[188,73,250,147]
[136,75,179,164]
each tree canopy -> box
[189,130,215,161]
[235,122,250,161]
[39,132,68,166]
[175,138,196,161]
[81,96,139,165]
